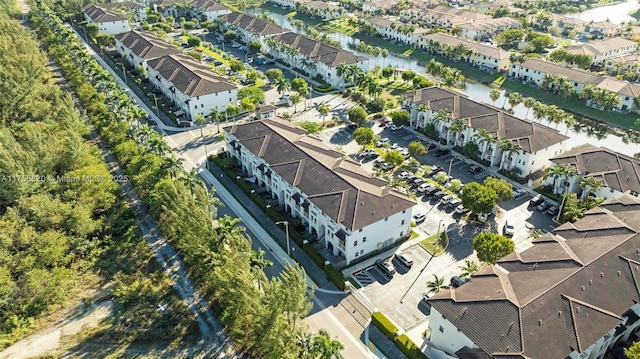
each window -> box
[363,237,367,243]
[400,231,404,236]
[401,220,405,225]
[360,250,364,255]
[439,326,444,333]
[403,209,406,214]
[385,217,388,221]
[354,241,358,247]
[359,228,363,232]
[355,251,359,257]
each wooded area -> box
[19,0,338,357]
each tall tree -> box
[473,232,515,264]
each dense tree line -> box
[0,0,198,350]
[28,1,341,357]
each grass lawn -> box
[318,18,358,36]
[383,80,413,96]
[419,232,448,256]
[410,230,420,239]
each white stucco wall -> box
[428,307,478,356]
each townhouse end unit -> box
[224,119,416,265]
[83,4,130,35]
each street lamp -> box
[121,62,127,84]
[556,183,569,222]
[276,220,290,256]
[447,158,454,177]
[151,93,161,120]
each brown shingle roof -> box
[404,87,568,153]
[190,0,229,12]
[147,54,238,97]
[269,31,367,67]
[219,12,287,36]
[550,144,640,194]
[84,4,128,23]
[225,119,415,231]
[429,196,640,359]
[115,30,181,60]
[564,37,637,58]
[101,1,144,11]
[422,33,511,60]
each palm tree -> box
[226,104,239,124]
[532,102,548,123]
[250,249,272,291]
[163,154,184,179]
[489,89,501,106]
[448,118,465,146]
[545,164,576,194]
[275,76,291,96]
[181,168,203,194]
[459,260,479,279]
[497,139,520,170]
[312,329,344,359]
[473,129,494,160]
[147,134,170,155]
[426,274,449,293]
[210,106,222,133]
[563,114,577,135]
[195,113,206,137]
[317,104,330,126]
[579,176,601,199]
[523,97,537,120]
[506,92,523,111]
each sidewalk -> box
[205,162,341,292]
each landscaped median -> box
[371,311,429,359]
[419,232,448,256]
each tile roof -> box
[404,87,568,153]
[422,33,510,60]
[225,119,415,231]
[550,144,640,194]
[515,59,640,97]
[564,37,637,57]
[269,31,368,67]
[368,17,430,35]
[147,54,238,97]
[115,30,181,60]
[429,5,492,21]
[219,12,287,36]
[101,1,144,11]
[458,17,519,32]
[190,0,229,12]
[429,196,640,359]
[83,4,128,23]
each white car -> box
[513,186,526,197]
[423,290,436,301]
[504,218,515,236]
[395,253,413,268]
[390,143,400,150]
[398,171,410,179]
[417,183,434,193]
[413,213,426,224]
[455,204,470,214]
[440,194,455,204]
[377,138,390,147]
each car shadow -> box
[391,258,411,275]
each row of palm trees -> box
[546,163,602,199]
[336,63,383,98]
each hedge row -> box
[371,312,429,359]
[324,264,345,290]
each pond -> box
[568,0,639,25]
[249,7,640,157]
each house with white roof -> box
[563,37,638,66]
[83,4,130,35]
[459,17,520,41]
[265,32,368,88]
[419,33,511,72]
[367,17,429,46]
[604,53,640,78]
[509,58,640,113]
[546,144,640,200]
[582,21,619,39]
[115,30,181,70]
[224,119,415,265]
[403,87,569,178]
[146,54,238,125]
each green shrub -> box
[265,207,284,222]
[324,264,345,290]
[371,311,399,341]
[395,334,427,359]
[313,85,334,93]
[251,193,265,209]
[302,243,325,267]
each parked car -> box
[503,217,515,236]
[377,138,390,147]
[413,213,426,224]
[468,165,482,174]
[390,143,400,150]
[434,148,450,157]
[433,190,447,199]
[513,186,526,198]
[373,158,385,167]
[530,195,545,207]
[448,198,461,208]
[547,205,559,217]
[450,276,467,288]
[361,149,378,158]
[423,290,436,302]
[537,201,551,211]
[376,259,396,278]
[398,171,410,179]
[381,162,394,171]
[405,174,418,183]
[440,194,455,205]
[425,142,437,150]
[424,186,440,196]
[417,183,434,193]
[455,204,470,214]
[395,253,413,268]
[427,165,443,176]
[412,178,426,187]
[346,123,358,130]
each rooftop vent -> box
[601,272,604,278]
[589,279,592,285]
[558,311,562,317]
[581,286,585,292]
[538,319,542,326]
[618,271,622,276]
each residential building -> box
[458,17,520,41]
[219,12,287,45]
[224,119,415,265]
[582,21,619,39]
[146,54,238,125]
[362,0,393,14]
[464,0,512,14]
[83,4,130,35]
[115,30,181,70]
[427,195,640,359]
[257,104,277,119]
[400,6,472,29]
[604,53,640,77]
[190,0,231,21]
[298,1,345,20]
[403,87,568,178]
[265,32,368,88]
[563,37,638,66]
[101,1,147,22]
[546,144,640,200]
[368,17,430,46]
[269,0,297,9]
[419,33,511,72]
[509,58,640,113]
[534,13,586,34]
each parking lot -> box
[319,119,558,329]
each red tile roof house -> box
[224,119,416,265]
[427,195,640,359]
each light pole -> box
[151,93,161,120]
[447,158,453,177]
[121,62,127,84]
[276,220,290,256]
